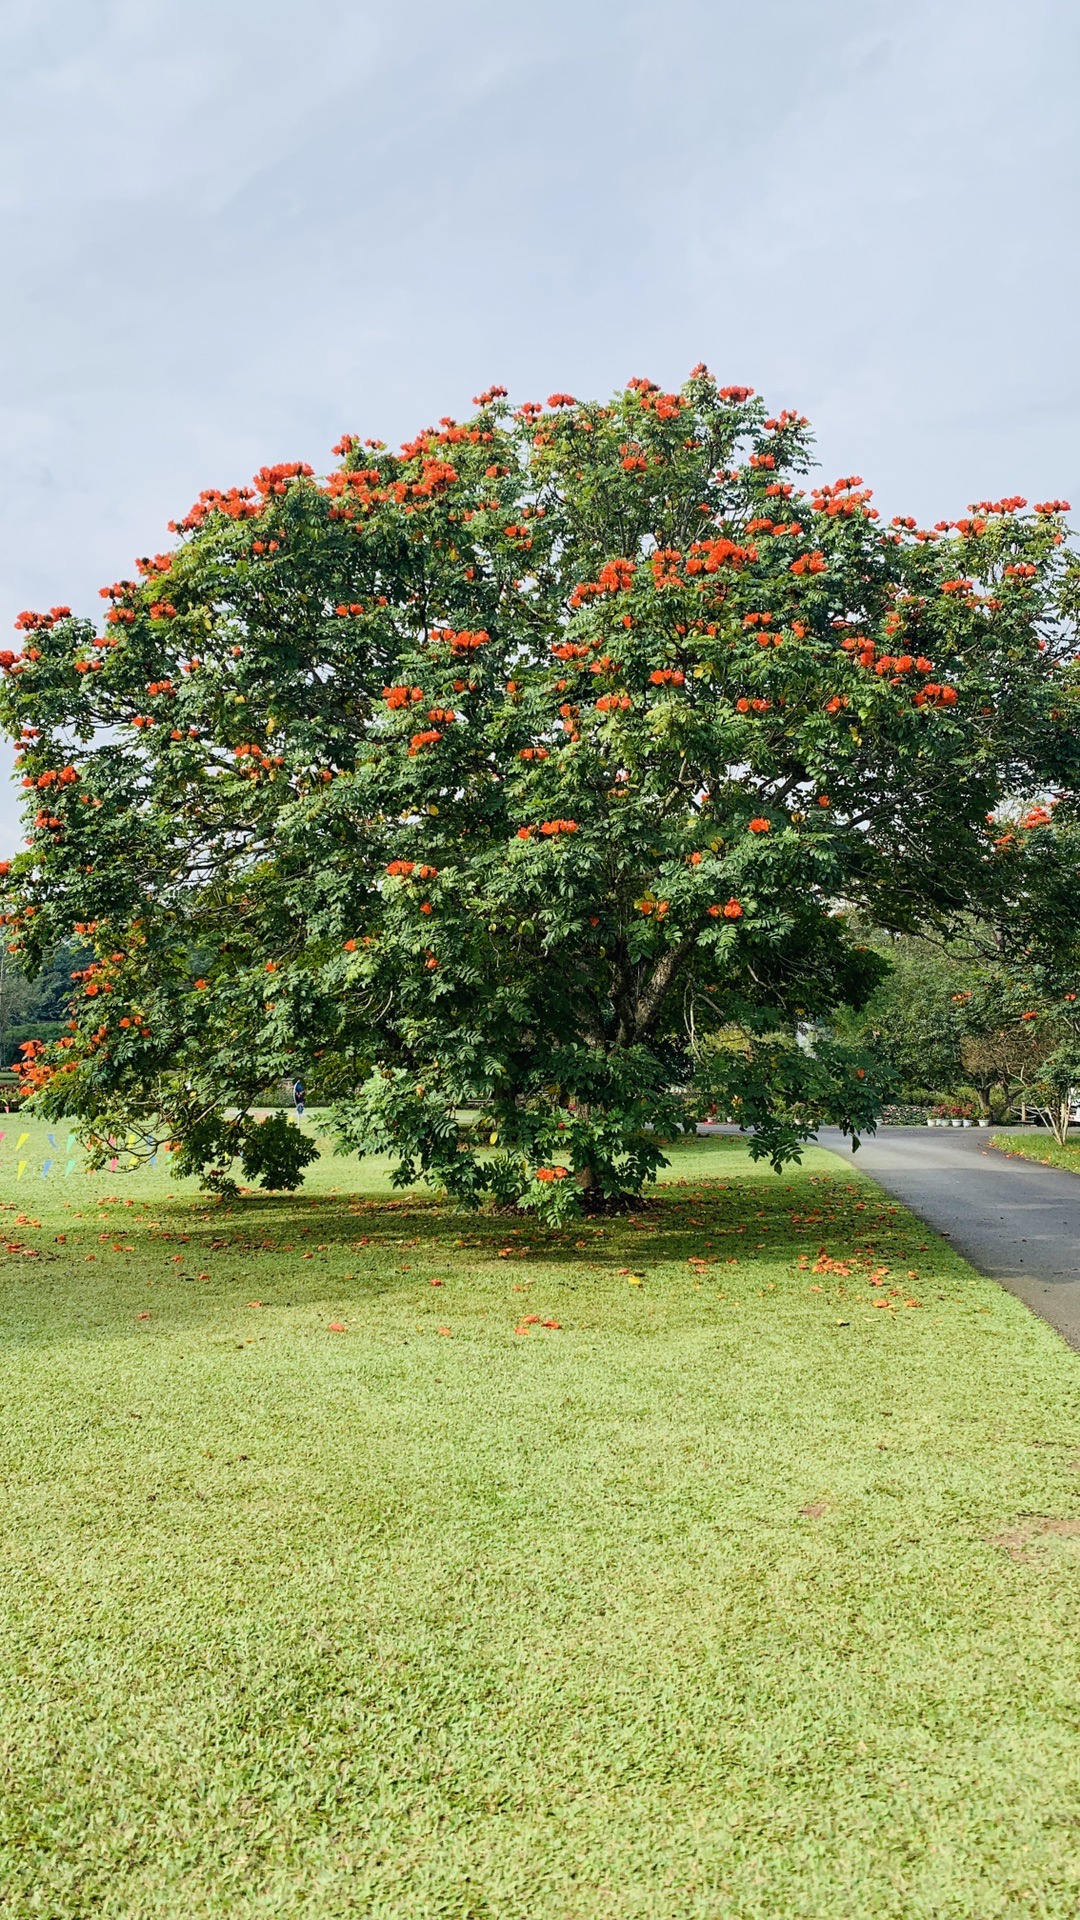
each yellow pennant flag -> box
[16,1160,26,1180]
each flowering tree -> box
[2,371,1078,1209]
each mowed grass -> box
[993,1130,1080,1176]
[1,1121,1080,1919]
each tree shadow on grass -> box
[0,1144,933,1350]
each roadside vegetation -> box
[992,1130,1080,1174]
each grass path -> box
[1,1123,1079,1917]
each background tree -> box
[1,373,1078,1208]
[955,806,1080,1133]
[0,941,80,1066]
[835,936,967,1100]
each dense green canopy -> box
[2,371,1078,1207]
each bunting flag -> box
[17,1160,26,1180]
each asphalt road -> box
[815,1126,1080,1350]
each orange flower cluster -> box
[335,602,364,617]
[384,685,425,708]
[569,558,635,607]
[550,642,591,661]
[517,820,578,840]
[747,818,770,833]
[596,693,632,711]
[409,458,459,499]
[914,684,958,708]
[638,388,682,420]
[13,1039,55,1096]
[650,548,683,588]
[790,551,826,576]
[232,744,283,772]
[685,536,756,574]
[966,496,1028,516]
[736,697,771,714]
[14,606,71,631]
[1034,499,1071,515]
[149,602,177,620]
[842,637,934,680]
[29,766,78,789]
[408,730,442,754]
[253,461,314,498]
[535,1166,570,1182]
[707,899,743,919]
[386,860,439,878]
[518,746,550,758]
[444,629,490,654]
[648,668,684,686]
[170,485,259,532]
[810,477,876,519]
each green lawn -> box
[993,1130,1080,1175]
[2,1119,1079,1918]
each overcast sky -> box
[2,0,1077,852]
